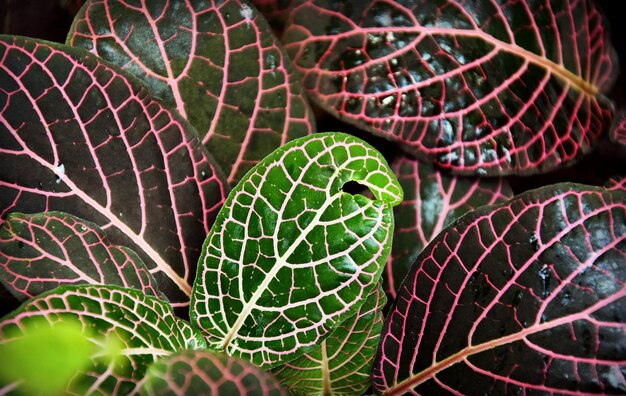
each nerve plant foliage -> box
[0,0,625,395]
[282,0,617,175]
[67,0,315,186]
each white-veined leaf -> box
[190,132,402,368]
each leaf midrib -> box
[308,26,599,96]
[220,188,344,351]
[383,291,623,395]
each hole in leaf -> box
[342,180,374,198]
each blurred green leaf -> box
[0,319,93,395]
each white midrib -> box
[219,190,342,351]
[92,347,171,358]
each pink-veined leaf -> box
[68,0,315,186]
[373,183,626,394]
[0,211,163,306]
[0,284,207,395]
[271,284,385,396]
[282,0,617,176]
[606,176,626,194]
[0,35,228,311]
[386,154,512,298]
[141,350,288,396]
[610,109,626,147]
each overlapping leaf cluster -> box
[1,0,625,395]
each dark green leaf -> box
[191,132,403,368]
[386,155,512,298]
[282,0,617,175]
[272,284,386,395]
[373,184,626,394]
[0,35,228,311]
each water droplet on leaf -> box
[382,119,392,130]
[529,233,540,251]
[538,264,551,298]
[562,290,571,305]
[54,163,65,184]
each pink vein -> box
[204,2,232,144]
[139,0,188,119]
[386,291,624,395]
[291,24,598,96]
[2,43,191,296]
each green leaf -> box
[272,284,386,396]
[0,211,164,307]
[0,285,207,395]
[141,350,289,396]
[190,132,403,368]
[0,319,94,395]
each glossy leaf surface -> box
[0,211,163,306]
[69,0,315,185]
[0,284,206,395]
[191,132,403,368]
[0,35,227,309]
[272,284,385,396]
[387,155,512,298]
[283,0,616,175]
[141,350,288,396]
[373,184,626,394]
